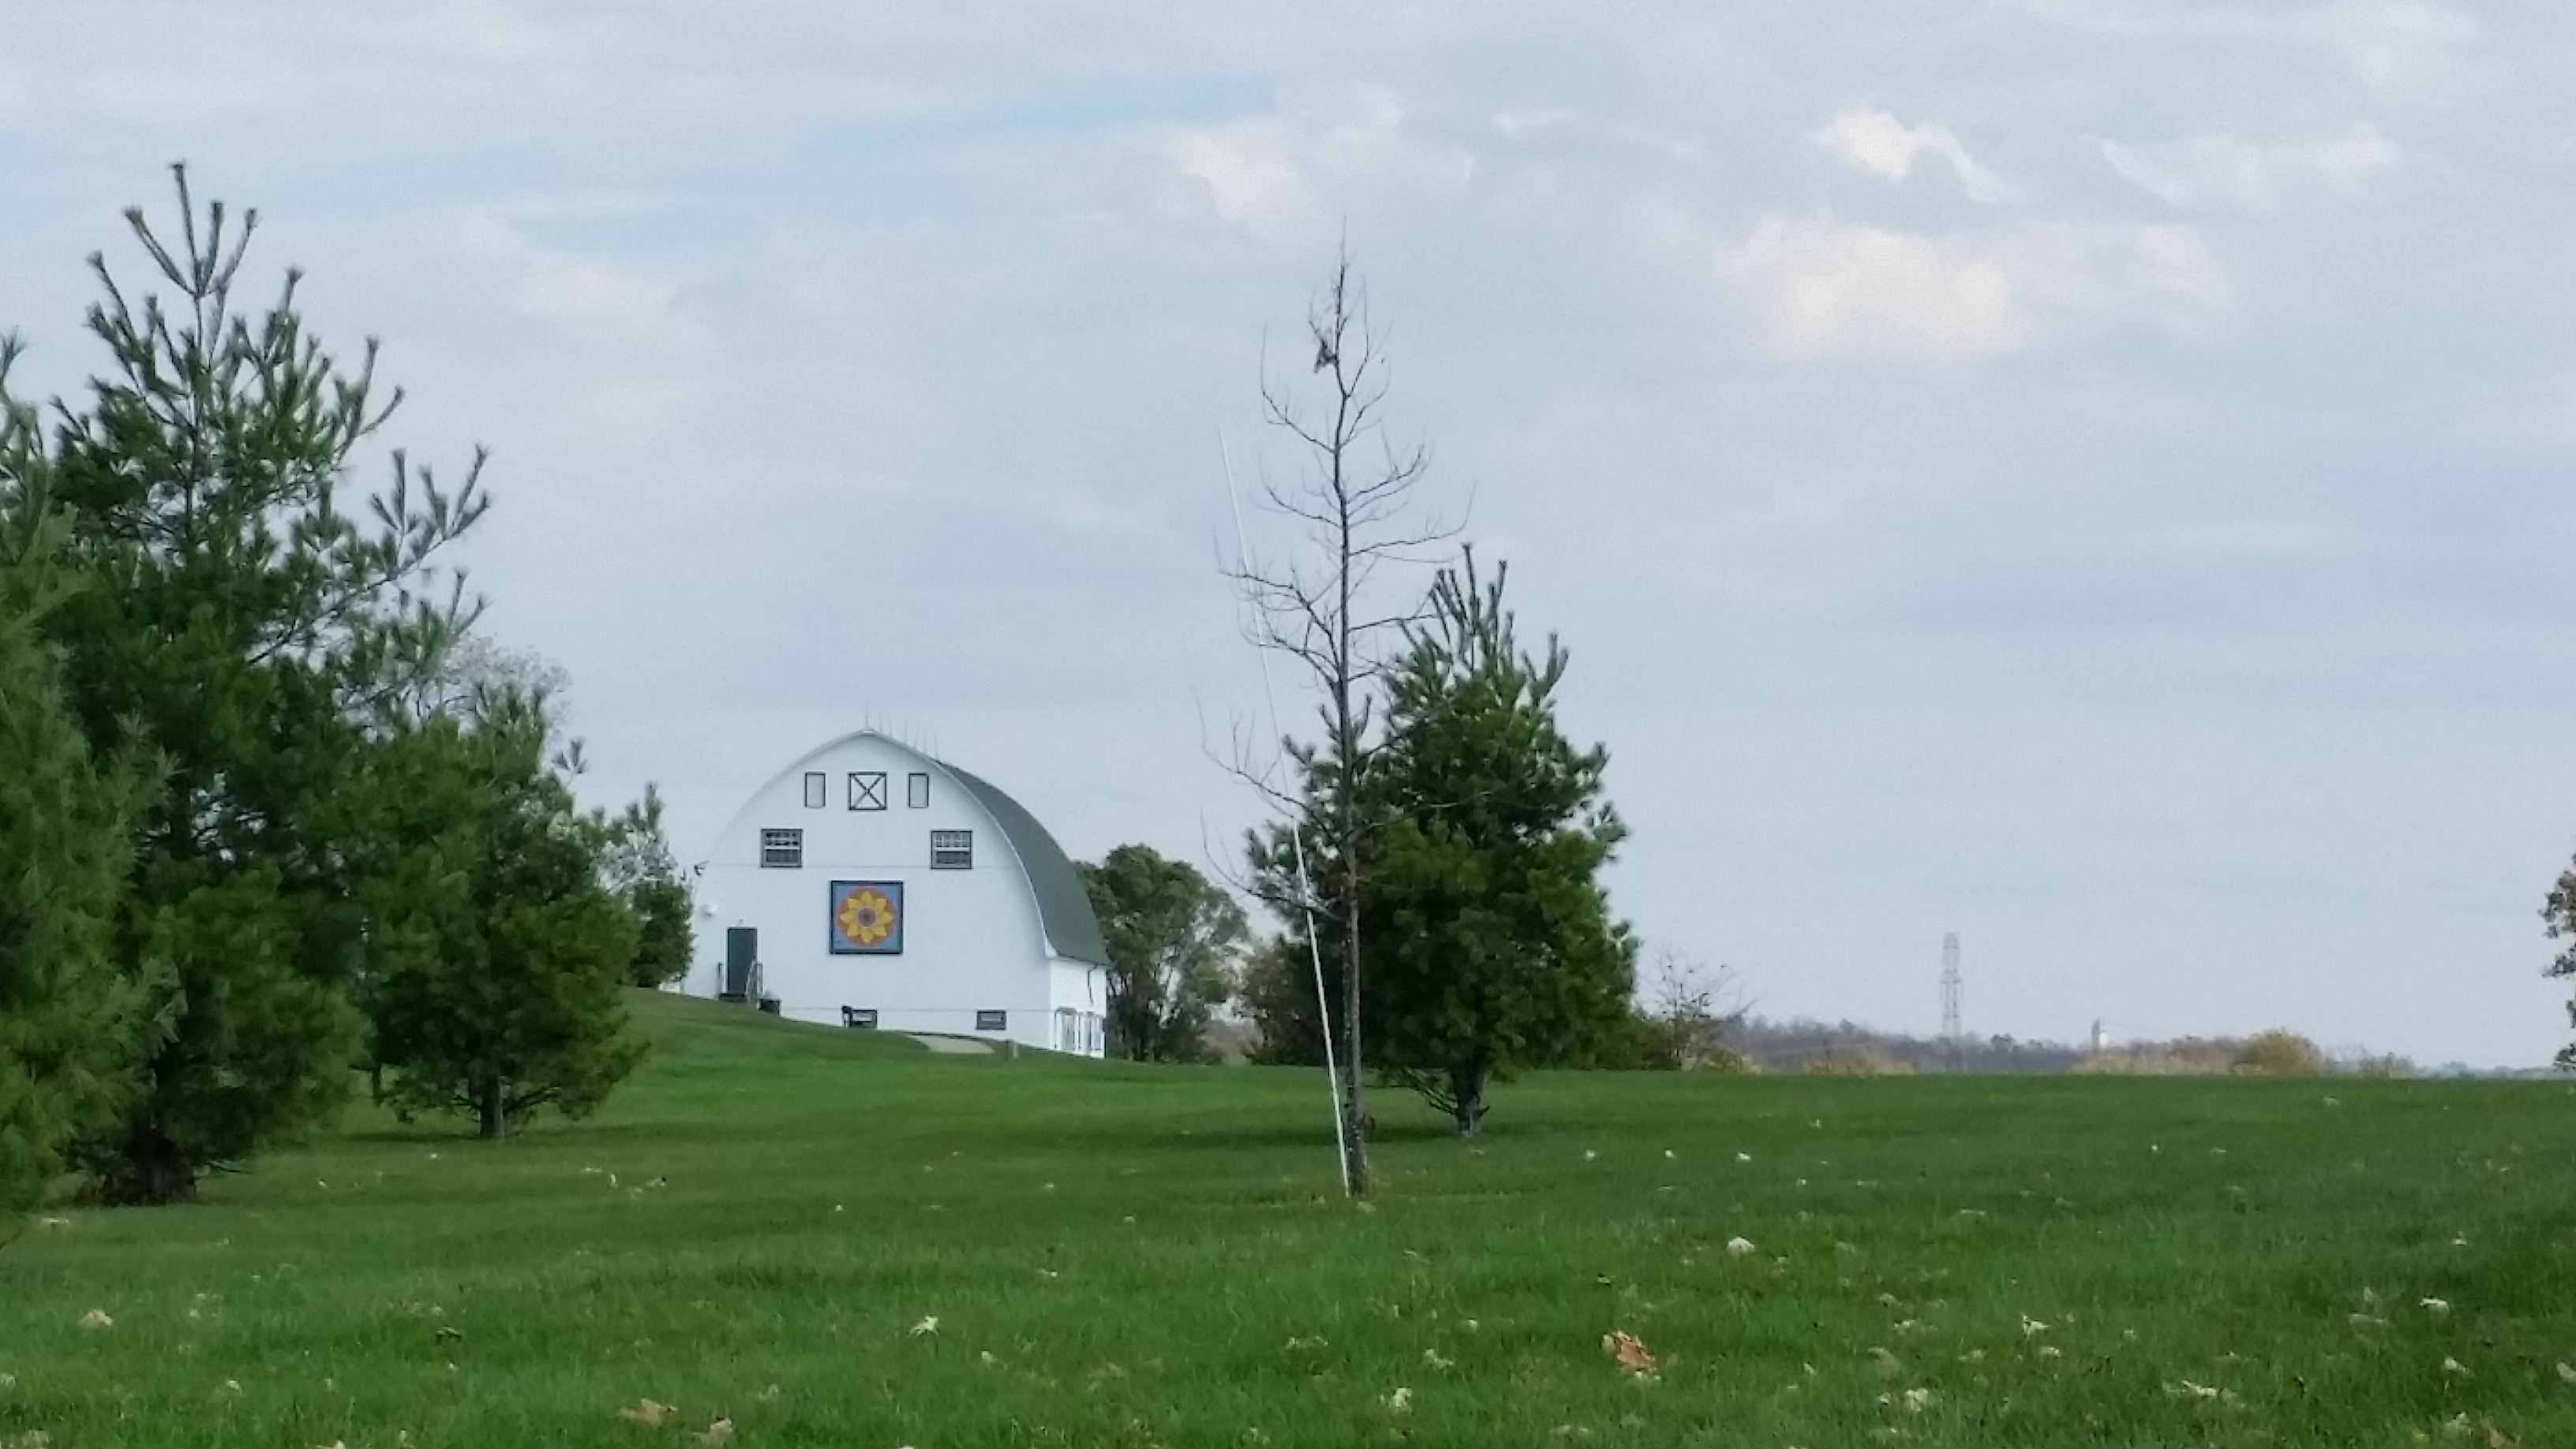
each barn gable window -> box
[930,829,972,870]
[760,829,803,868]
[803,772,827,808]
[848,771,887,811]
[907,772,931,808]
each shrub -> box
[2232,1030,2327,1077]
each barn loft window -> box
[907,772,931,808]
[760,829,803,868]
[930,829,973,870]
[975,1009,1008,1032]
[803,772,827,809]
[848,771,887,811]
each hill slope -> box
[2,990,2572,1447]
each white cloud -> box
[1158,86,1474,247]
[1815,110,2009,203]
[1725,215,2024,358]
[2103,125,2400,210]
[1715,213,2233,360]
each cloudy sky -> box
[6,1,2574,1066]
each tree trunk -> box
[88,1125,198,1205]
[1450,1063,1488,1139]
[477,1076,511,1140]
[1339,842,1372,1195]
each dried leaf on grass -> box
[1602,1331,1659,1376]
[2166,1380,2236,1404]
[696,1417,733,1447]
[618,1398,680,1428]
[76,1310,110,1329]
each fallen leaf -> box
[2037,1346,2063,1360]
[2443,1356,2471,1377]
[617,1399,680,1428]
[1868,1346,1904,1379]
[77,1310,110,1329]
[1725,1237,1757,1256]
[2421,1297,2452,1316]
[1901,1387,1934,1413]
[695,1418,732,1447]
[1422,1350,1452,1370]
[2555,1361,2576,1386]
[2020,1316,2050,1335]
[1387,1386,1412,1413]
[1602,1330,1659,1376]
[909,1316,939,1336]
[2482,1421,2518,1449]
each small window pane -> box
[907,772,931,808]
[930,829,972,870]
[760,828,803,868]
[975,1009,1008,1032]
[848,771,888,811]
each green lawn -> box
[4,991,2574,1448]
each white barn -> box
[688,729,1111,1057]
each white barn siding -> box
[689,732,1109,1056]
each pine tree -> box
[0,358,152,1230]
[358,691,646,1140]
[1365,552,1635,1136]
[36,170,485,1200]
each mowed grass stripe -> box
[2,990,2571,1447]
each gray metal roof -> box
[938,762,1110,968]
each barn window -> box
[848,771,887,811]
[760,829,803,868]
[803,772,827,808]
[841,1006,878,1029]
[975,1009,1008,1032]
[907,772,931,808]
[930,829,973,870]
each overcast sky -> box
[7,2,2575,1066]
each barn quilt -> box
[828,880,904,955]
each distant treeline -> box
[1724,1020,2434,1078]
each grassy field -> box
[3,992,2574,1448]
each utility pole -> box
[1940,932,1963,1073]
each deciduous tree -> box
[1078,845,1247,1063]
[1228,253,1452,1193]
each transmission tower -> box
[1939,932,1963,1072]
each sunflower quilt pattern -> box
[828,880,904,955]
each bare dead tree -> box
[1225,252,1455,1196]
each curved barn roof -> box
[937,762,1110,968]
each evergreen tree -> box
[0,360,152,1231]
[1077,845,1247,1063]
[358,691,644,1139]
[1365,552,1634,1136]
[36,170,485,1200]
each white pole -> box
[1220,427,1354,1197]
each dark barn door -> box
[724,927,758,1000]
